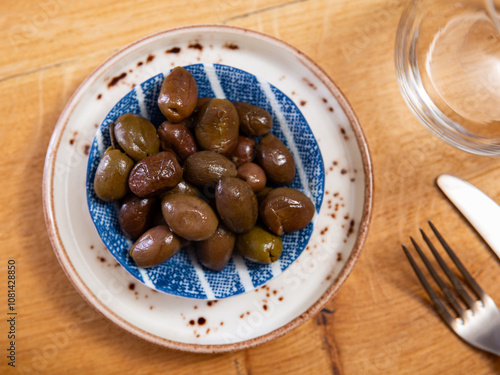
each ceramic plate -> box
[43,25,373,352]
[87,64,325,299]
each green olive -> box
[195,223,235,271]
[255,134,296,185]
[128,151,183,197]
[94,147,134,201]
[161,194,218,240]
[236,225,282,263]
[260,187,315,235]
[195,98,239,154]
[113,113,160,161]
[129,225,182,267]
[119,194,157,239]
[233,102,272,137]
[183,151,237,186]
[215,177,258,233]
[158,66,199,123]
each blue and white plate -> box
[86,64,325,300]
[44,25,372,352]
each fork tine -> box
[409,236,465,317]
[402,244,454,324]
[420,228,476,309]
[428,221,485,299]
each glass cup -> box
[396,0,500,156]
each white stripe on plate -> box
[187,247,215,300]
[271,260,282,278]
[138,268,155,289]
[257,78,313,202]
[232,254,255,292]
[311,210,319,226]
[95,128,104,156]
[136,85,148,118]
[203,64,226,99]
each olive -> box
[94,147,134,201]
[158,66,199,123]
[129,225,182,267]
[195,98,239,154]
[260,187,315,235]
[196,97,211,109]
[113,113,160,161]
[183,151,237,186]
[255,186,273,204]
[195,223,235,271]
[184,114,197,130]
[128,151,183,197]
[255,134,296,185]
[233,102,272,137]
[161,179,201,198]
[215,177,258,233]
[161,194,218,240]
[183,97,211,130]
[237,163,267,192]
[119,194,157,239]
[230,136,255,167]
[157,121,198,161]
[150,208,168,227]
[109,122,119,149]
[236,225,282,263]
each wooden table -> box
[3,0,500,373]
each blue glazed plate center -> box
[86,64,324,299]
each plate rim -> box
[42,23,374,353]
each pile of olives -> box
[93,66,315,272]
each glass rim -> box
[395,0,500,157]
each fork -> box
[402,221,500,356]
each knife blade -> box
[436,174,500,259]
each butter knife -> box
[436,174,500,259]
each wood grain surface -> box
[2,0,500,373]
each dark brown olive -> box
[158,66,198,123]
[255,134,296,185]
[128,151,183,197]
[129,225,182,267]
[195,98,239,154]
[255,187,273,204]
[237,163,267,192]
[109,122,119,149]
[183,151,237,186]
[150,208,168,227]
[113,113,160,161]
[161,194,218,240]
[119,194,157,239]
[230,136,255,167]
[215,177,258,233]
[195,223,235,271]
[236,225,282,264]
[161,179,201,198]
[157,121,197,161]
[94,147,134,201]
[260,187,315,235]
[233,102,272,137]
[196,97,211,109]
